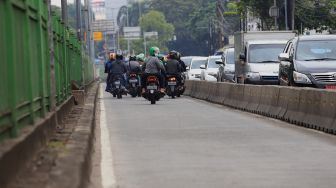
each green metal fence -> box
[0,0,95,140]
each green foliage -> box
[139,10,175,52]
[239,0,336,31]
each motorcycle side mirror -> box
[200,64,206,69]
[215,59,223,65]
[186,66,190,71]
[239,53,246,61]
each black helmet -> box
[116,49,123,60]
[129,55,137,61]
[168,50,178,60]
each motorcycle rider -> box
[176,52,187,72]
[110,50,128,91]
[127,55,142,86]
[141,47,166,93]
[105,53,116,92]
[165,50,182,84]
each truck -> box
[234,31,296,84]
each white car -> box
[186,57,208,80]
[200,56,222,81]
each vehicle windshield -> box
[296,40,336,61]
[249,44,286,63]
[191,60,207,69]
[207,58,221,68]
[181,57,193,67]
[226,50,235,64]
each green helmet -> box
[136,53,145,62]
[149,46,160,56]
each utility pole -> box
[76,0,81,39]
[285,0,289,30]
[216,0,225,48]
[292,0,295,30]
[274,0,278,30]
[61,0,67,24]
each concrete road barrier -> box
[257,86,280,117]
[283,87,301,124]
[244,85,262,113]
[184,80,336,135]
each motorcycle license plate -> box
[147,85,157,90]
[168,82,177,86]
[129,79,138,83]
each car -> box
[186,57,208,80]
[217,48,235,82]
[234,31,295,85]
[279,35,336,89]
[200,56,222,82]
[181,56,196,68]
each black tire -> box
[117,92,122,99]
[177,93,181,97]
[113,93,116,98]
[130,89,137,98]
[151,99,156,104]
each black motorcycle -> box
[143,75,164,104]
[128,73,141,98]
[166,74,186,98]
[110,75,123,99]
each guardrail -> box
[0,0,95,140]
[185,81,336,134]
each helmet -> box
[136,53,145,62]
[129,55,137,61]
[149,46,160,56]
[116,50,123,60]
[109,53,116,60]
[168,50,178,60]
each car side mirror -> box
[215,59,223,65]
[239,53,246,61]
[278,53,290,61]
[186,66,190,71]
[200,64,206,69]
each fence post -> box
[47,0,57,117]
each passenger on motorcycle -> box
[109,50,128,91]
[126,55,142,86]
[165,50,183,84]
[176,52,187,72]
[141,47,166,93]
[105,53,116,92]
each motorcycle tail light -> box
[169,77,176,81]
[130,74,137,77]
[147,76,158,82]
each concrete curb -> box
[47,82,99,188]
[0,96,75,188]
[185,80,336,135]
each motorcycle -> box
[110,75,123,99]
[143,75,164,104]
[128,73,141,98]
[166,74,186,98]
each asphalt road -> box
[98,84,336,188]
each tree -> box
[239,0,336,32]
[139,10,175,52]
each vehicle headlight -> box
[293,71,312,84]
[246,72,261,80]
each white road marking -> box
[100,85,116,188]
